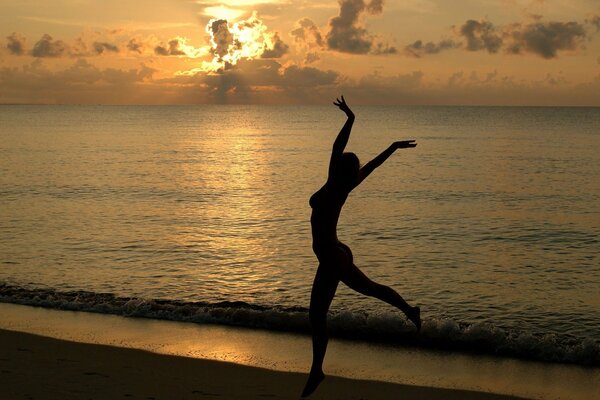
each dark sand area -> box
[0,329,528,400]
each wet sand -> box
[2,303,599,400]
[0,328,526,400]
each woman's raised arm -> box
[328,96,355,180]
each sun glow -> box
[203,6,244,22]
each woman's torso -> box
[310,183,348,255]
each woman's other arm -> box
[356,140,417,186]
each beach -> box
[2,303,599,400]
[1,328,528,400]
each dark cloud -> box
[409,16,591,59]
[93,42,119,55]
[291,18,324,48]
[505,21,587,59]
[0,59,155,104]
[168,58,339,103]
[204,59,338,89]
[127,38,144,53]
[366,0,383,14]
[587,15,600,31]
[57,58,154,85]
[304,52,320,64]
[209,19,234,60]
[2,58,599,106]
[154,39,186,56]
[459,19,503,53]
[371,41,397,54]
[339,70,425,103]
[4,33,133,58]
[280,65,338,87]
[326,0,389,54]
[404,39,459,57]
[6,32,26,55]
[261,33,289,58]
[31,34,68,58]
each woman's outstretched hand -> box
[333,96,354,117]
[393,140,417,149]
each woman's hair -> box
[335,152,360,188]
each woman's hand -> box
[393,140,417,149]
[333,96,354,117]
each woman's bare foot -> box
[407,306,421,331]
[301,369,325,397]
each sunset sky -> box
[1,0,599,105]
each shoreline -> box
[0,329,524,400]
[2,283,597,367]
[1,303,598,400]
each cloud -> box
[202,59,338,90]
[339,70,425,103]
[31,34,68,58]
[410,16,591,59]
[304,52,320,64]
[155,39,187,56]
[208,19,234,61]
[2,58,600,106]
[154,37,206,58]
[127,38,144,53]
[459,19,503,53]
[261,33,289,58]
[60,58,154,85]
[326,0,392,54]
[170,58,339,103]
[0,59,155,104]
[280,64,338,87]
[404,39,459,57]
[291,18,324,48]
[504,21,587,59]
[203,13,289,72]
[6,33,26,55]
[586,14,600,31]
[337,68,600,106]
[3,32,203,58]
[93,42,119,55]
[371,41,397,54]
[366,0,383,14]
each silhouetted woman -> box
[301,96,421,397]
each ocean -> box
[1,105,599,365]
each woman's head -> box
[335,152,360,188]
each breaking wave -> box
[1,283,598,366]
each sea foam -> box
[1,283,598,366]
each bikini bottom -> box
[313,241,353,264]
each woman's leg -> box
[302,262,340,398]
[340,262,421,330]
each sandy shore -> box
[0,328,528,400]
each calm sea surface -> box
[1,105,599,362]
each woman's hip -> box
[313,241,353,264]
